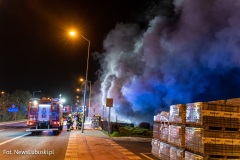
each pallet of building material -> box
[159,123,169,142]
[168,125,185,148]
[170,146,184,160]
[169,104,186,124]
[159,141,170,160]
[209,99,227,105]
[184,151,207,160]
[202,116,240,128]
[226,98,240,106]
[185,127,240,155]
[154,111,169,123]
[204,102,240,112]
[185,152,240,160]
[206,154,240,160]
[203,129,240,141]
[204,143,240,156]
[151,138,160,159]
[186,102,240,127]
[153,123,160,138]
[185,127,203,153]
[209,98,240,106]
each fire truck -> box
[26,97,64,135]
[63,105,71,121]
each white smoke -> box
[94,0,240,124]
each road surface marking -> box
[140,153,155,160]
[0,132,31,146]
[0,120,26,126]
[127,155,142,159]
[105,139,142,160]
[65,132,78,159]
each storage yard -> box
[152,98,240,160]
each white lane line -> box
[140,153,155,160]
[0,132,31,146]
[0,121,27,126]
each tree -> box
[0,90,32,121]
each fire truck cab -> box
[26,97,64,135]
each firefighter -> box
[66,114,73,131]
[76,114,82,130]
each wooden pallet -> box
[186,116,240,128]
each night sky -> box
[0,0,156,98]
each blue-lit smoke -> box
[98,0,240,124]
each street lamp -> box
[33,90,41,99]
[69,30,90,133]
[80,78,92,122]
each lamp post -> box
[69,31,90,133]
[33,90,41,99]
[81,35,90,133]
[88,81,91,122]
[80,78,91,122]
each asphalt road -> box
[113,139,158,160]
[0,121,69,160]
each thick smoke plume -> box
[96,0,240,124]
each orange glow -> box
[80,78,84,82]
[69,31,76,36]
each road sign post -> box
[106,98,113,135]
[8,105,18,121]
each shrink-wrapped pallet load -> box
[185,127,203,153]
[152,98,240,160]
[153,123,160,138]
[184,151,206,160]
[154,111,169,122]
[159,123,169,142]
[185,127,240,156]
[169,104,186,124]
[186,102,240,128]
[226,98,240,106]
[170,146,184,160]
[168,125,185,148]
[151,138,160,158]
[159,141,170,160]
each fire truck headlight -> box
[33,100,38,105]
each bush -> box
[110,131,120,137]
[139,122,150,129]
[119,126,133,136]
[110,126,153,138]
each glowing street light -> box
[69,31,76,36]
[69,30,90,133]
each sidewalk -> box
[64,122,145,160]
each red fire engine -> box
[63,105,71,121]
[26,97,64,135]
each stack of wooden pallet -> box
[185,102,240,159]
[152,98,240,160]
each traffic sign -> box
[106,98,113,107]
[8,107,18,112]
[78,107,83,112]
